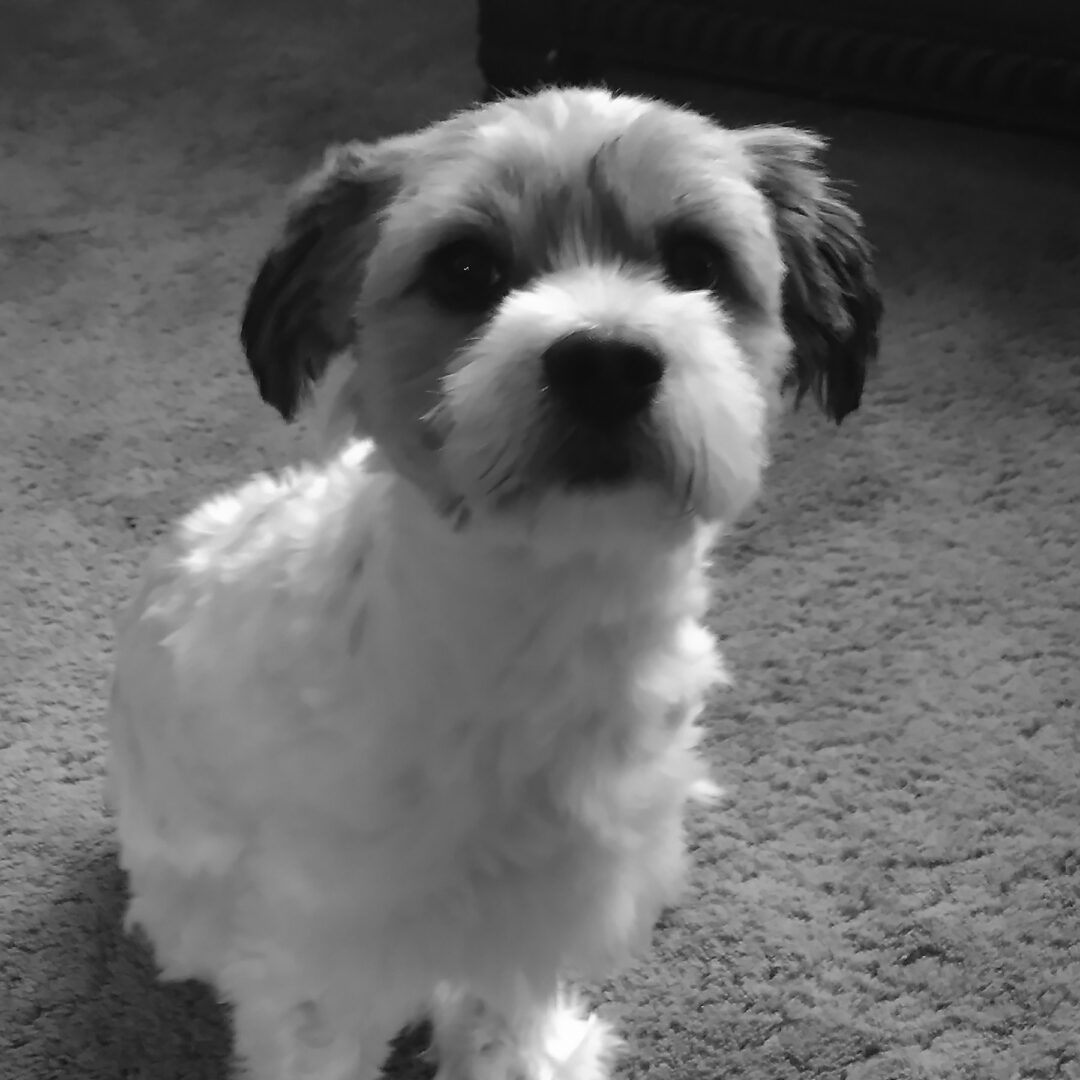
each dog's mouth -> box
[440,400,699,521]
[501,409,682,512]
[546,421,648,489]
[471,419,661,515]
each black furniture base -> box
[477,0,1080,139]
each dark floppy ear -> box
[740,127,882,423]
[240,142,401,420]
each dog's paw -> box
[534,996,619,1080]
[431,988,618,1080]
[432,1043,526,1080]
[430,987,518,1080]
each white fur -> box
[106,87,823,1080]
[109,442,723,1079]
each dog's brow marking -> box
[585,152,647,261]
[523,160,651,273]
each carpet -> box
[2,2,1079,1078]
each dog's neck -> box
[378,465,720,623]
[305,442,725,813]
[348,464,723,812]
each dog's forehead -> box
[473,88,657,149]
[372,90,781,300]
[464,90,744,191]
[407,91,763,266]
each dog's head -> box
[242,89,881,533]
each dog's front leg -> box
[229,990,397,1080]
[431,982,620,1080]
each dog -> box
[107,87,881,1080]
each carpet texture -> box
[2,2,1079,1078]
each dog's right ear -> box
[241,142,402,421]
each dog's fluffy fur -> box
[107,88,881,1079]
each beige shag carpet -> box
[3,1,1079,1078]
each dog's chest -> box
[340,577,709,845]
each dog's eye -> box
[661,234,740,298]
[423,237,509,313]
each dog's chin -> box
[450,425,663,514]
[500,437,758,532]
[435,412,763,547]
[545,424,650,491]
[450,453,730,562]
[459,479,694,562]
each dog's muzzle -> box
[540,329,665,487]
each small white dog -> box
[108,88,880,1080]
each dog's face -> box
[242,89,881,533]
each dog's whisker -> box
[682,461,697,515]
[476,442,516,485]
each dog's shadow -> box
[14,840,432,1079]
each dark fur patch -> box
[743,128,883,423]
[780,194,882,423]
[241,149,395,420]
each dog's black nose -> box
[541,330,664,426]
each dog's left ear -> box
[740,127,882,423]
[241,141,405,421]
